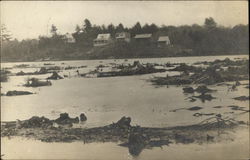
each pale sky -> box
[1,1,248,40]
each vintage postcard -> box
[0,1,249,160]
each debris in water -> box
[195,85,215,94]
[83,61,166,78]
[24,78,52,87]
[6,90,34,96]
[18,116,53,129]
[193,113,216,117]
[232,96,249,101]
[187,106,203,111]
[47,72,63,80]
[183,87,195,93]
[193,93,216,102]
[213,106,223,109]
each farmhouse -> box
[93,33,112,47]
[115,32,131,42]
[65,33,75,43]
[134,34,152,44]
[157,36,171,47]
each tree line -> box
[1,17,249,61]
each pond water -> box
[1,55,249,127]
[1,55,249,159]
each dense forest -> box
[1,17,249,62]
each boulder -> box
[116,116,131,128]
[54,113,79,125]
[128,132,147,156]
[20,116,53,128]
[235,80,241,86]
[183,87,194,93]
[80,113,87,121]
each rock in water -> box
[116,116,131,128]
[128,132,147,156]
[183,87,194,93]
[80,113,87,121]
[20,116,53,128]
[54,113,79,125]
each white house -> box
[157,36,171,47]
[115,32,131,42]
[65,33,75,43]
[93,33,112,47]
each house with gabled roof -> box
[134,33,153,44]
[157,36,171,47]
[65,33,75,43]
[115,32,131,43]
[93,33,112,47]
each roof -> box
[115,32,130,39]
[158,36,170,42]
[134,34,152,39]
[95,34,111,41]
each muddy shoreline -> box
[1,115,248,156]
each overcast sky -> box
[1,1,248,40]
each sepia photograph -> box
[0,1,249,159]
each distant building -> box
[157,36,171,47]
[93,33,112,47]
[115,32,131,42]
[65,33,75,43]
[134,34,152,44]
